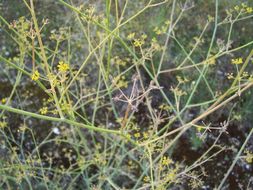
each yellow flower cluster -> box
[133,38,145,47]
[162,156,173,166]
[127,32,135,40]
[113,75,128,88]
[1,98,7,104]
[127,33,147,47]
[245,150,253,163]
[234,3,253,14]
[134,132,141,138]
[31,70,40,81]
[170,86,187,96]
[226,73,234,79]
[206,56,216,65]
[39,107,48,115]
[153,20,170,35]
[231,57,243,65]
[143,176,150,183]
[0,121,7,129]
[57,61,69,72]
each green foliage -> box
[0,0,253,189]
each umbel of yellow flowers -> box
[31,61,69,81]
[57,61,69,72]
[31,70,40,81]
[231,57,243,65]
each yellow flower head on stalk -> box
[1,98,7,104]
[39,107,48,115]
[143,176,150,182]
[57,61,69,73]
[134,132,141,138]
[127,32,135,40]
[0,121,7,129]
[234,5,240,11]
[245,150,253,163]
[133,38,144,47]
[231,57,243,65]
[162,156,173,166]
[31,70,40,81]
[246,7,253,13]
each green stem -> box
[0,104,119,135]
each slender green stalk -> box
[0,104,119,135]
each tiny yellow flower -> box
[134,132,141,138]
[243,72,249,77]
[208,15,215,22]
[245,150,253,164]
[127,32,135,40]
[141,34,147,40]
[133,39,144,47]
[246,7,253,13]
[154,26,163,35]
[231,58,243,65]
[155,29,162,35]
[57,61,69,72]
[166,170,177,182]
[234,5,240,11]
[206,57,216,65]
[31,70,40,81]
[143,176,150,182]
[165,20,171,25]
[0,121,7,129]
[125,134,131,141]
[143,132,149,139]
[226,73,234,80]
[162,156,173,166]
[39,107,48,115]
[1,98,7,104]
